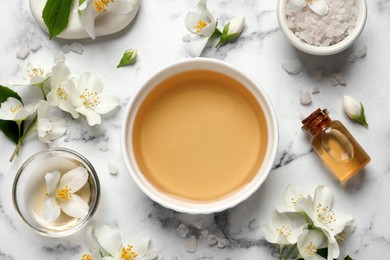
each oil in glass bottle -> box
[302,109,370,182]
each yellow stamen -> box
[81,254,93,260]
[276,225,292,238]
[304,241,317,256]
[194,20,208,33]
[57,86,67,100]
[27,67,44,79]
[94,0,114,13]
[9,103,22,113]
[120,245,138,260]
[307,0,313,3]
[316,203,336,225]
[80,90,100,109]
[56,186,72,203]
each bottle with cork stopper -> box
[302,108,370,182]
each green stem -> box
[9,115,37,162]
[284,244,297,260]
[279,244,284,260]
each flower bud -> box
[227,16,245,36]
[343,95,368,126]
[117,49,137,68]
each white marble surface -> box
[1,0,390,259]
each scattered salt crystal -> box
[62,44,71,54]
[16,46,30,60]
[54,52,65,63]
[348,54,356,63]
[201,251,214,258]
[311,85,320,94]
[313,70,324,81]
[170,255,178,260]
[30,41,42,51]
[330,77,339,86]
[217,238,227,248]
[193,220,203,230]
[176,223,189,238]
[107,162,118,175]
[145,251,158,260]
[300,92,312,106]
[354,46,367,58]
[281,60,303,75]
[71,42,84,54]
[182,34,191,42]
[207,234,218,246]
[98,141,109,152]
[286,0,358,47]
[184,236,197,253]
[201,229,209,238]
[333,73,346,86]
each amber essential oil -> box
[302,109,370,182]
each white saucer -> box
[30,0,140,39]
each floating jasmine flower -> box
[44,167,89,222]
[184,0,217,57]
[262,213,307,245]
[297,229,327,260]
[343,95,368,127]
[216,16,245,47]
[37,100,67,143]
[80,0,138,39]
[81,225,150,260]
[64,72,119,126]
[46,60,80,118]
[287,0,329,16]
[0,97,37,121]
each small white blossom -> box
[37,100,67,143]
[276,184,306,213]
[287,0,329,16]
[216,16,245,47]
[46,60,80,118]
[184,0,217,57]
[343,95,368,126]
[64,72,119,126]
[0,97,37,121]
[9,61,50,86]
[44,167,89,222]
[297,229,327,260]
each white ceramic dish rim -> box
[121,58,279,214]
[277,0,367,56]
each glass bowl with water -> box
[12,148,100,237]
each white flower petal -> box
[313,185,333,213]
[51,60,70,88]
[262,224,278,244]
[187,36,209,57]
[44,196,61,222]
[0,97,24,120]
[61,194,89,218]
[185,12,210,35]
[124,236,150,258]
[327,240,340,260]
[308,0,328,16]
[297,229,326,259]
[77,72,103,94]
[94,225,122,257]
[94,94,119,114]
[106,0,134,14]
[80,0,96,39]
[85,225,101,253]
[45,171,61,194]
[202,20,216,38]
[287,0,307,12]
[276,184,306,213]
[76,106,102,126]
[59,166,89,192]
[197,0,214,22]
[48,118,67,139]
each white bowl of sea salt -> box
[277,0,367,56]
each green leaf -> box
[345,255,353,260]
[117,49,137,68]
[351,103,368,127]
[0,85,23,144]
[42,0,74,39]
[317,248,328,258]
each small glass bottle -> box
[302,108,370,182]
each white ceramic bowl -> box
[277,0,367,56]
[121,58,278,214]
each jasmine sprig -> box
[117,49,138,68]
[343,95,368,127]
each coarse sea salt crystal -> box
[355,46,367,58]
[107,162,118,175]
[207,234,218,246]
[282,60,303,75]
[16,46,30,60]
[184,236,197,253]
[311,85,321,94]
[333,73,346,86]
[62,44,71,54]
[176,223,189,238]
[70,42,84,54]
[30,41,42,51]
[300,92,312,106]
[286,0,358,47]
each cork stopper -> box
[302,109,332,136]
